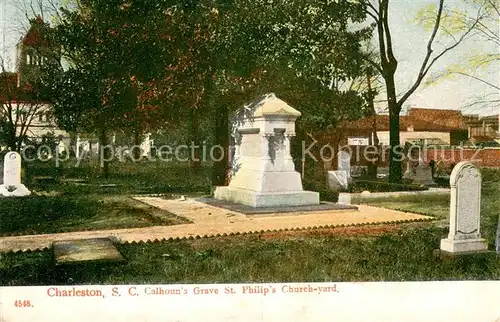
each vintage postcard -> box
[0,0,499,321]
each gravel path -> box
[0,197,433,252]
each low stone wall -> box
[422,148,500,168]
[312,143,500,170]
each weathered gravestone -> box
[338,150,351,177]
[327,170,349,190]
[440,162,488,254]
[412,157,436,186]
[214,93,319,207]
[140,133,152,157]
[337,193,351,205]
[327,151,352,191]
[403,158,415,181]
[0,152,31,197]
[53,238,125,265]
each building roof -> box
[19,16,52,47]
[465,114,499,125]
[342,108,468,132]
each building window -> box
[38,112,43,122]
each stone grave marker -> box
[337,193,351,205]
[327,171,349,190]
[0,152,31,197]
[440,161,488,254]
[403,158,415,181]
[412,155,436,186]
[4,151,21,186]
[338,150,351,178]
[140,133,152,157]
[214,93,319,207]
[53,238,125,265]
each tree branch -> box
[397,0,446,106]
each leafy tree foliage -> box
[46,0,372,181]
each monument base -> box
[214,186,320,208]
[0,184,31,197]
[440,238,488,253]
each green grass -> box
[0,166,498,285]
[353,194,451,219]
[25,159,212,195]
[0,195,190,236]
[1,226,498,286]
[352,168,499,245]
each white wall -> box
[376,131,450,145]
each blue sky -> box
[1,0,498,116]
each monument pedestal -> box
[0,184,31,197]
[215,93,320,208]
[214,186,319,208]
[440,238,488,253]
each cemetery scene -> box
[0,0,499,288]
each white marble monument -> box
[214,93,319,207]
[440,162,488,253]
[0,152,31,197]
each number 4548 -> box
[14,300,32,308]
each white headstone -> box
[214,93,319,207]
[140,133,151,156]
[3,152,21,187]
[338,151,351,178]
[337,193,351,205]
[0,151,31,197]
[327,171,349,190]
[440,162,488,253]
[76,136,81,158]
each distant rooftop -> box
[342,107,467,132]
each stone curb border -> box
[347,188,450,199]
[1,217,435,254]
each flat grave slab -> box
[53,238,125,265]
[197,197,357,215]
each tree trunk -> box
[386,75,403,183]
[366,72,379,179]
[6,123,17,152]
[132,130,141,160]
[212,101,229,186]
[69,132,77,157]
[98,128,110,179]
[189,108,201,173]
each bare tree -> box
[0,57,46,152]
[362,0,482,182]
[419,0,500,113]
